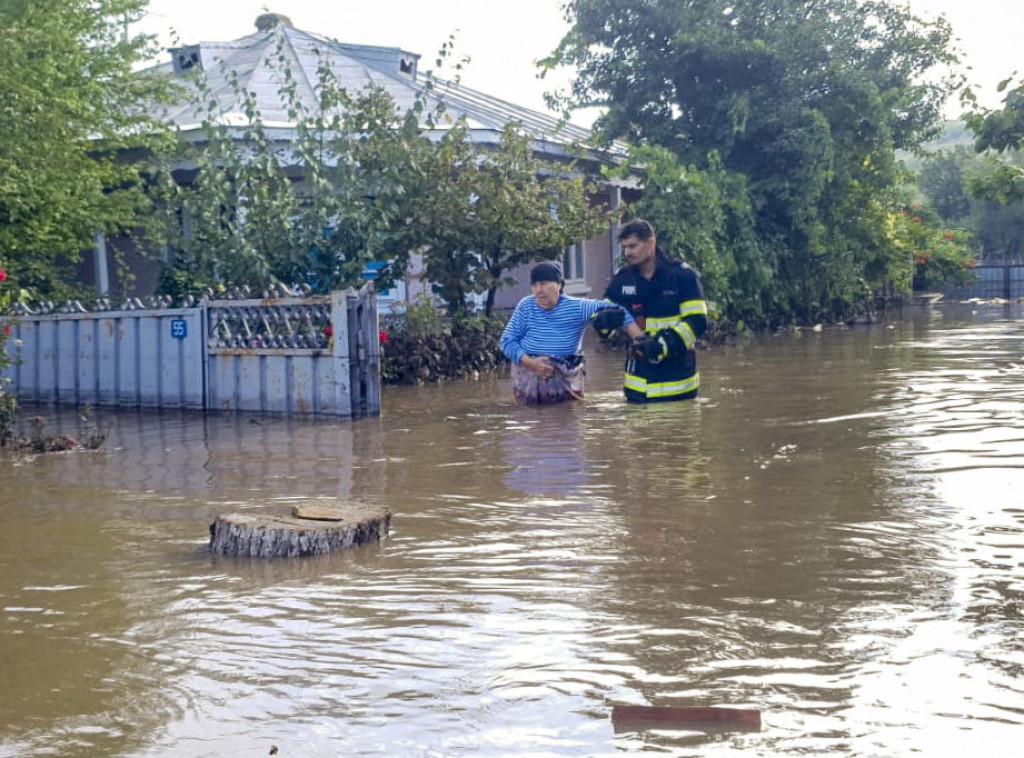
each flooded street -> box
[2,302,1023,757]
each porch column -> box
[609,185,622,271]
[93,232,110,295]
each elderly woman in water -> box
[499,261,641,404]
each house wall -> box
[77,231,164,300]
[493,224,622,314]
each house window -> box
[562,242,589,295]
[563,242,585,282]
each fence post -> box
[330,290,353,418]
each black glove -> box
[653,327,687,359]
[631,334,665,363]
[591,308,625,338]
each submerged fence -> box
[944,265,1024,301]
[1,287,380,418]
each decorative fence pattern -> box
[944,265,1024,301]
[2,287,379,418]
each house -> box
[85,12,640,311]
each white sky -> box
[135,0,1022,125]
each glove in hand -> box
[632,334,665,363]
[591,308,625,338]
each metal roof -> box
[150,13,624,160]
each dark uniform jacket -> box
[604,250,708,403]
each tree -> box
[962,77,1024,205]
[916,144,1024,263]
[0,265,15,445]
[890,203,973,292]
[548,0,960,321]
[918,147,973,223]
[0,0,175,301]
[156,32,612,312]
[415,122,611,316]
[156,47,431,298]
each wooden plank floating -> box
[611,704,761,733]
[209,501,390,557]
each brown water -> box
[1,302,1023,757]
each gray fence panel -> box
[2,308,205,409]
[206,350,343,415]
[4,287,379,418]
[207,350,344,413]
[96,317,119,404]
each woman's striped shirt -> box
[499,295,632,364]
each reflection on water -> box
[2,304,1023,757]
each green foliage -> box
[915,143,1024,263]
[609,145,773,320]
[155,36,604,313]
[0,266,17,445]
[397,297,451,338]
[550,0,961,321]
[918,147,974,223]
[0,0,177,302]
[961,77,1024,205]
[380,313,506,385]
[156,39,431,298]
[890,204,974,291]
[414,122,612,316]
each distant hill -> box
[924,121,974,151]
[900,121,975,171]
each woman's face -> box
[531,279,561,309]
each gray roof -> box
[150,12,621,160]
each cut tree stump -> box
[611,704,761,733]
[209,500,390,557]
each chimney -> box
[255,13,293,31]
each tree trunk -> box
[209,501,390,557]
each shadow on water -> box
[1,302,1023,756]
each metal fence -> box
[944,265,1024,300]
[2,286,379,418]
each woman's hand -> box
[521,355,555,378]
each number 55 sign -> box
[170,318,188,339]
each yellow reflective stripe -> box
[645,316,678,331]
[677,322,696,349]
[680,300,708,317]
[623,372,700,397]
[624,373,647,392]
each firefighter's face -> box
[621,234,656,267]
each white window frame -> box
[562,242,589,295]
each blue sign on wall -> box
[170,318,188,339]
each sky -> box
[134,0,1023,125]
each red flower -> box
[323,324,333,337]
[0,268,6,282]
[2,325,10,337]
[912,216,922,224]
[944,232,954,241]
[378,329,389,345]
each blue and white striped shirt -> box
[500,295,633,364]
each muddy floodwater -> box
[1,302,1022,757]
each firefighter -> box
[598,219,709,403]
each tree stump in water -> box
[209,500,390,557]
